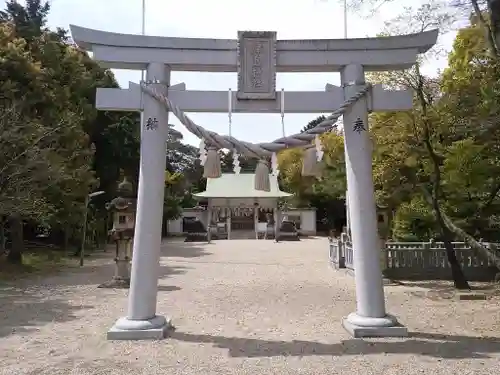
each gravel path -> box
[1,238,499,375]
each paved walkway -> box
[1,238,499,375]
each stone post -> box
[273,206,280,242]
[379,237,387,274]
[115,237,131,280]
[340,64,407,337]
[107,63,172,340]
[98,177,135,290]
[207,206,212,243]
[127,238,134,258]
[226,208,231,240]
[337,237,345,269]
[254,205,259,239]
[98,231,132,289]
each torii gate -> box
[70,25,438,340]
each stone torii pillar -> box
[107,62,172,340]
[340,64,407,337]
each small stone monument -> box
[98,177,136,289]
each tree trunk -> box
[104,214,111,251]
[471,0,500,56]
[442,230,470,290]
[63,223,70,254]
[441,211,500,269]
[7,214,24,264]
[487,0,500,54]
[413,62,470,290]
[425,188,471,290]
[0,216,5,254]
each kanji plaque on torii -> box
[237,31,277,100]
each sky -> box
[2,0,457,146]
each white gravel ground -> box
[1,237,499,375]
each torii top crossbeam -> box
[70,25,437,73]
[69,26,438,114]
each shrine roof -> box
[194,173,292,198]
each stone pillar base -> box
[107,315,173,340]
[98,277,130,289]
[342,312,408,338]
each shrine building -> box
[166,173,317,239]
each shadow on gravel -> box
[158,285,182,292]
[160,240,212,259]
[168,330,500,359]
[1,240,208,288]
[13,262,191,287]
[396,281,497,291]
[0,263,187,338]
[0,287,94,338]
[0,240,207,338]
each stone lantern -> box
[98,177,136,289]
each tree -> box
[219,149,259,174]
[0,1,143,262]
[278,131,347,230]
[365,3,474,288]
[0,21,61,262]
[0,0,50,42]
[0,105,56,262]
[489,0,500,51]
[343,0,500,56]
[163,170,184,224]
[300,115,327,133]
[437,17,500,268]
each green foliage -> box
[277,15,500,242]
[5,0,500,261]
[0,105,53,220]
[301,115,327,133]
[0,247,71,281]
[0,0,195,263]
[392,196,435,241]
[0,0,50,42]
[438,19,500,239]
[278,131,347,228]
[220,149,258,174]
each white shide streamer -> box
[315,135,324,162]
[199,138,207,166]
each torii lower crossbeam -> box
[96,82,413,113]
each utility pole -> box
[140,0,146,135]
[80,190,105,266]
[344,0,348,38]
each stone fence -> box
[329,235,499,281]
